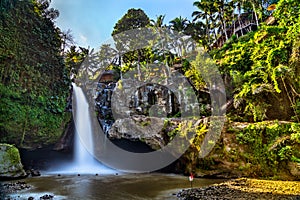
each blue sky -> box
[50,0,196,49]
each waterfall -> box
[72,83,97,170]
[48,83,115,175]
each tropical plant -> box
[150,15,166,28]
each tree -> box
[214,0,234,41]
[185,21,206,43]
[59,29,75,54]
[192,0,211,42]
[169,16,189,33]
[233,0,244,36]
[34,0,59,21]
[192,0,218,48]
[65,46,89,77]
[112,8,150,80]
[237,0,261,27]
[150,15,166,28]
[112,8,150,36]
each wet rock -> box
[39,194,54,199]
[31,169,41,177]
[0,143,27,179]
[108,116,166,150]
[1,181,31,194]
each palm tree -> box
[238,0,261,27]
[150,15,166,28]
[250,0,260,27]
[192,0,218,48]
[185,21,206,42]
[233,0,244,36]
[214,0,230,40]
[192,0,211,43]
[169,16,190,56]
[169,16,189,33]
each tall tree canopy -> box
[112,8,150,36]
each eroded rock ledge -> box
[108,116,208,150]
[108,116,175,150]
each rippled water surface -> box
[6,173,224,200]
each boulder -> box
[108,116,166,150]
[0,143,27,179]
[288,162,300,180]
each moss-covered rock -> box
[0,143,27,179]
[175,120,300,180]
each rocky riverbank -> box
[0,181,31,199]
[0,181,55,200]
[177,178,300,200]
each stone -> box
[39,194,54,199]
[108,116,166,150]
[30,169,41,177]
[0,143,27,179]
[288,162,300,179]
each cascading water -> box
[71,83,99,172]
[48,83,115,174]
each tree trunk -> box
[221,18,228,41]
[252,3,259,27]
[205,17,211,46]
[238,5,244,36]
[137,50,141,81]
[220,7,228,41]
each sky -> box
[50,0,196,49]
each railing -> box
[233,20,257,35]
[211,18,258,48]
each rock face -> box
[108,116,168,150]
[53,118,75,152]
[0,143,27,179]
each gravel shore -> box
[177,178,300,200]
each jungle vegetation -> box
[0,0,299,176]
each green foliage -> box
[278,146,293,161]
[184,61,206,91]
[0,84,70,147]
[112,8,150,36]
[273,0,300,27]
[166,120,207,143]
[0,0,70,147]
[290,123,300,144]
[6,144,20,165]
[64,46,89,76]
[235,121,300,175]
[212,0,300,122]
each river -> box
[4,173,224,199]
